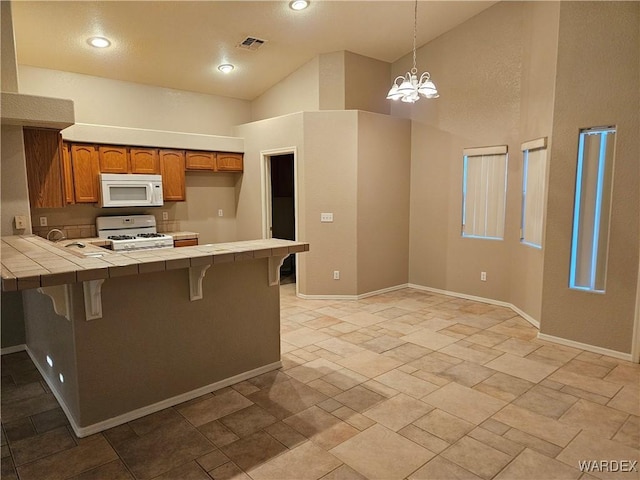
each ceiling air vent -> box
[237,36,267,51]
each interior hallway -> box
[1,284,638,479]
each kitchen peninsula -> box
[1,235,309,437]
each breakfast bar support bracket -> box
[83,279,105,320]
[189,265,211,301]
[37,285,71,322]
[268,255,288,286]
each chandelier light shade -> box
[387,0,439,103]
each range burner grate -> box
[108,235,136,241]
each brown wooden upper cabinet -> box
[185,151,215,171]
[216,153,243,172]
[24,128,65,208]
[61,142,75,204]
[130,148,160,174]
[159,150,186,201]
[70,144,100,203]
[98,145,128,173]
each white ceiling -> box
[11,1,497,101]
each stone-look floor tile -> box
[30,408,69,434]
[374,369,439,398]
[512,385,579,419]
[321,464,367,480]
[178,390,253,427]
[439,343,501,365]
[248,378,328,420]
[316,338,365,357]
[308,379,344,397]
[152,461,210,480]
[485,353,558,383]
[362,335,407,354]
[480,418,511,436]
[321,369,368,391]
[336,351,402,378]
[330,424,435,480]
[493,404,580,447]
[318,398,343,413]
[208,462,252,480]
[556,431,640,479]
[364,394,433,431]
[362,379,399,398]
[114,419,215,479]
[604,364,640,386]
[549,369,622,398]
[341,312,386,327]
[16,435,118,480]
[467,427,524,456]
[287,358,343,384]
[382,343,433,363]
[282,326,332,347]
[1,393,60,423]
[263,422,307,449]
[559,399,629,439]
[3,417,37,443]
[1,456,17,480]
[67,460,134,480]
[494,337,540,357]
[219,404,278,438]
[474,372,535,402]
[503,428,563,458]
[607,385,640,416]
[494,448,581,480]
[231,381,261,396]
[409,352,462,374]
[412,369,451,387]
[465,330,510,348]
[247,370,292,390]
[441,324,481,338]
[10,425,76,466]
[423,382,506,424]
[334,386,385,413]
[0,382,46,405]
[196,449,230,471]
[331,406,376,431]
[561,359,614,379]
[197,420,240,448]
[283,406,359,450]
[398,424,449,454]
[220,431,287,472]
[249,441,342,480]
[442,436,512,480]
[400,330,459,350]
[440,362,495,387]
[560,385,610,405]
[612,415,639,449]
[409,455,482,480]
[413,409,474,444]
[129,408,184,436]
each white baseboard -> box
[297,283,409,301]
[26,344,282,438]
[1,344,26,355]
[537,333,632,362]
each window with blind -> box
[569,127,616,293]
[520,138,548,249]
[462,145,508,240]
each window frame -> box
[520,137,548,250]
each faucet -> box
[46,229,66,242]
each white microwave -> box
[99,174,164,208]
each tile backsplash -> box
[32,220,180,240]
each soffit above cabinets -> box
[11,1,497,101]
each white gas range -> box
[96,215,174,251]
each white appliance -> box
[99,173,163,208]
[96,215,173,251]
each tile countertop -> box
[1,235,309,292]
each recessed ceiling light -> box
[289,0,309,11]
[87,36,111,48]
[218,64,235,74]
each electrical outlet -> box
[321,213,333,223]
[162,211,169,221]
[333,270,340,280]
[14,216,27,229]
[218,209,223,217]
[481,271,487,281]
[39,216,48,227]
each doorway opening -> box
[262,150,297,285]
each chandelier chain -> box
[411,0,417,74]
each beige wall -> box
[403,2,525,304]
[251,57,319,122]
[357,111,410,293]
[541,1,639,354]
[318,52,346,111]
[16,67,250,243]
[345,52,391,116]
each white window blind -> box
[462,146,508,240]
[520,138,548,248]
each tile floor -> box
[1,285,639,480]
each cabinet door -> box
[24,128,65,208]
[61,142,75,204]
[130,148,160,174]
[185,151,215,170]
[71,144,100,203]
[216,152,243,172]
[98,145,129,173]
[159,150,186,201]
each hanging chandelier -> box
[386,0,439,103]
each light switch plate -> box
[320,213,333,223]
[14,216,27,229]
